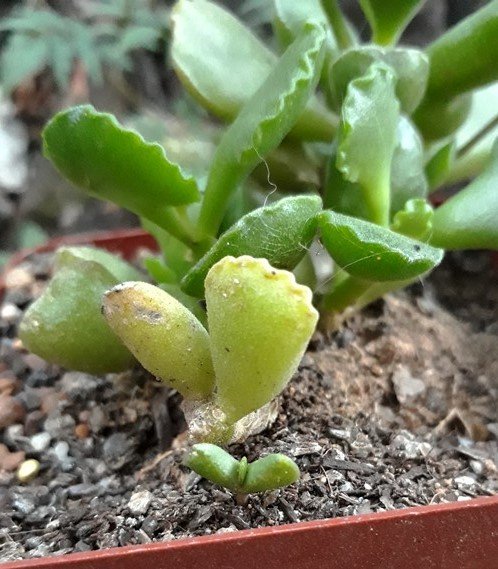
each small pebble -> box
[75,423,90,439]
[30,432,51,452]
[128,490,153,516]
[17,459,40,483]
[0,395,26,429]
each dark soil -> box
[0,251,497,561]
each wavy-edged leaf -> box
[241,453,300,493]
[318,210,443,281]
[171,0,334,142]
[197,23,325,237]
[103,282,215,400]
[206,256,318,424]
[19,248,138,374]
[391,199,434,241]
[183,195,322,297]
[329,46,429,115]
[43,105,200,233]
[430,140,498,250]
[359,0,425,46]
[337,62,399,226]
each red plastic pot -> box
[1,229,497,569]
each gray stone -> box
[128,490,153,516]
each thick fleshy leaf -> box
[425,141,456,189]
[359,0,425,45]
[19,248,138,374]
[171,0,334,142]
[182,195,322,297]
[241,453,300,493]
[423,2,498,103]
[43,105,200,237]
[185,444,240,491]
[198,23,326,236]
[55,246,143,282]
[185,444,300,494]
[329,46,429,115]
[102,282,215,400]
[318,210,444,281]
[205,256,318,424]
[323,142,369,220]
[390,116,428,215]
[391,199,434,241]
[430,140,498,250]
[273,0,339,92]
[337,62,399,226]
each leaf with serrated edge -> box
[431,140,498,250]
[182,195,322,297]
[337,62,399,226]
[359,0,425,45]
[205,256,318,424]
[318,210,443,282]
[171,0,334,142]
[43,105,200,229]
[391,199,434,241]
[198,23,326,236]
[329,46,429,115]
[102,282,215,400]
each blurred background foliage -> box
[0,0,488,267]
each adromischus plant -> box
[101,256,318,443]
[185,444,300,497]
[18,0,498,488]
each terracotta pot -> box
[1,229,497,568]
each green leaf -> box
[425,140,456,189]
[318,210,444,281]
[102,282,215,400]
[391,199,434,241]
[19,248,138,374]
[337,62,400,226]
[43,105,200,243]
[182,195,322,297]
[359,0,425,46]
[57,246,143,282]
[185,444,240,491]
[141,218,193,279]
[323,141,369,220]
[206,256,318,424]
[390,116,428,215]
[423,1,498,103]
[273,0,339,81]
[197,23,325,237]
[171,0,335,142]
[185,444,300,494]
[241,453,300,493]
[430,140,498,250]
[329,46,429,115]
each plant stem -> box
[155,207,200,251]
[320,273,372,313]
[320,0,356,50]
